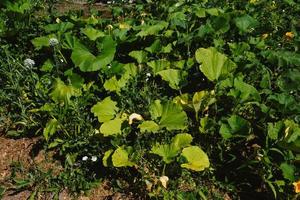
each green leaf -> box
[171,133,193,152]
[220,115,249,139]
[31,36,52,50]
[104,76,121,93]
[229,77,261,102]
[192,91,209,114]
[151,143,178,164]
[159,101,188,131]
[91,97,119,123]
[41,59,53,72]
[138,121,160,133]
[147,59,171,74]
[280,163,295,181]
[145,40,161,53]
[268,121,284,140]
[157,69,181,90]
[129,50,148,64]
[112,147,135,167]
[102,149,114,167]
[44,22,74,33]
[136,21,169,37]
[50,78,80,105]
[195,47,236,81]
[43,118,58,141]
[149,100,163,120]
[100,118,123,137]
[180,146,210,171]
[71,36,116,72]
[234,15,258,33]
[81,27,105,41]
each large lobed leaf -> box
[195,47,236,81]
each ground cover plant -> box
[1,0,300,199]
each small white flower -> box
[146,73,151,77]
[108,64,112,69]
[24,58,35,69]
[82,156,88,161]
[49,38,59,46]
[128,113,143,125]
[91,156,97,162]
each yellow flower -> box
[285,32,294,39]
[293,180,300,193]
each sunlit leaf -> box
[159,101,188,131]
[81,27,105,41]
[138,121,160,133]
[180,146,210,171]
[129,50,148,64]
[195,47,236,81]
[50,78,80,105]
[100,118,123,137]
[91,97,119,123]
[112,147,135,167]
[43,118,58,141]
[158,69,181,90]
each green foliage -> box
[2,0,300,199]
[195,47,236,81]
[180,146,210,171]
[112,147,135,167]
[91,97,119,123]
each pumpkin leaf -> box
[100,118,123,137]
[157,69,181,90]
[138,121,160,133]
[195,47,236,81]
[159,101,188,131]
[112,147,135,167]
[180,146,210,171]
[91,97,119,123]
[129,50,148,64]
[81,27,105,41]
[50,78,80,105]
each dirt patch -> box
[0,136,39,181]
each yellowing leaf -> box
[181,146,210,171]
